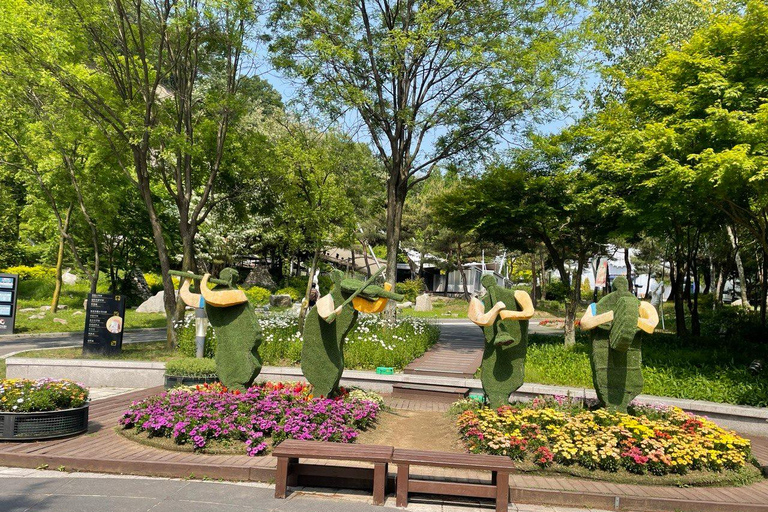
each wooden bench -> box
[392,448,515,512]
[273,440,393,505]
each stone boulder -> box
[243,265,277,290]
[61,271,78,285]
[53,318,68,325]
[28,313,46,320]
[414,293,432,312]
[270,294,293,308]
[125,268,152,303]
[396,301,413,309]
[136,291,167,315]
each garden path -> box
[403,323,483,379]
[1,388,766,512]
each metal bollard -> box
[195,295,207,358]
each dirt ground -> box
[356,409,464,453]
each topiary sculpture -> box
[468,275,534,408]
[301,270,358,397]
[580,276,659,412]
[301,268,403,397]
[175,268,262,391]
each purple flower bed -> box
[118,382,380,456]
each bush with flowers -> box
[175,311,439,370]
[119,381,381,456]
[456,396,761,484]
[0,378,89,412]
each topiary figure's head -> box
[611,276,629,292]
[219,268,240,287]
[481,274,497,290]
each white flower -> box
[17,398,23,403]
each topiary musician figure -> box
[467,275,535,408]
[302,267,403,397]
[580,275,659,412]
[176,268,262,391]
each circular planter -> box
[164,374,219,389]
[1,404,89,441]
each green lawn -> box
[15,341,175,361]
[12,305,167,334]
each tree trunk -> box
[174,223,198,321]
[645,263,652,299]
[384,178,407,320]
[360,239,371,278]
[457,253,470,301]
[299,245,321,330]
[727,225,750,308]
[135,155,177,348]
[672,257,687,336]
[564,261,583,348]
[624,248,632,293]
[690,256,700,336]
[762,251,767,331]
[531,256,538,307]
[51,204,73,312]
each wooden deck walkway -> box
[403,323,483,379]
[1,388,767,512]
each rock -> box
[732,299,743,307]
[83,299,88,309]
[53,318,68,325]
[39,305,51,311]
[136,290,167,315]
[19,307,38,313]
[243,265,277,290]
[396,301,413,309]
[269,294,293,308]
[72,311,83,316]
[55,304,68,310]
[61,271,78,285]
[414,293,432,312]
[28,313,46,320]
[291,302,302,315]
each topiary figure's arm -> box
[467,297,506,326]
[580,302,614,330]
[499,290,534,321]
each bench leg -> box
[275,456,289,499]
[495,470,509,512]
[396,463,409,508]
[373,462,387,506]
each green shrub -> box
[275,287,300,301]
[165,357,217,377]
[175,316,217,358]
[396,278,425,302]
[244,286,271,306]
[281,275,332,295]
[1,265,55,281]
[143,272,164,294]
[544,280,569,301]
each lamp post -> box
[194,295,207,358]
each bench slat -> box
[392,448,515,471]
[273,440,393,463]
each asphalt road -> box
[0,328,166,358]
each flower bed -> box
[175,311,440,370]
[0,378,88,412]
[456,397,759,482]
[1,378,90,440]
[119,382,381,456]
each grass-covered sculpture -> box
[175,268,262,391]
[580,276,659,412]
[468,275,534,408]
[302,268,403,397]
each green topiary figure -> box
[580,276,659,412]
[301,270,358,397]
[176,268,262,391]
[469,275,534,408]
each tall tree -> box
[268,0,584,313]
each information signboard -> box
[0,273,18,335]
[83,293,126,355]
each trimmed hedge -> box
[165,357,217,377]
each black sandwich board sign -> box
[83,293,126,355]
[0,273,18,335]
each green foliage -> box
[1,265,55,281]
[176,319,217,359]
[143,273,164,294]
[281,275,332,296]
[244,286,271,307]
[275,287,300,301]
[396,278,425,302]
[165,358,217,377]
[545,280,569,302]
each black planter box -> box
[1,404,89,441]
[164,375,219,389]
